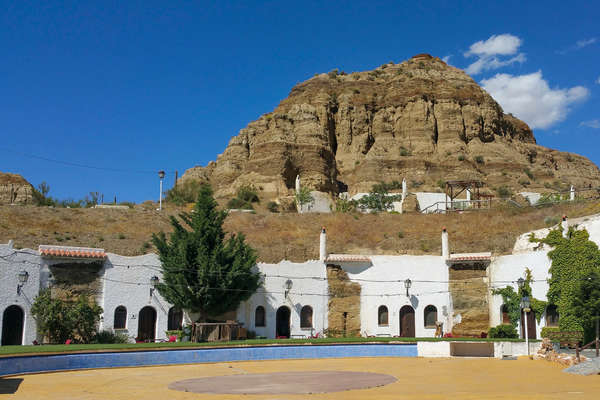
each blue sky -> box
[1,1,599,202]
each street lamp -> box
[404,278,412,297]
[517,277,531,355]
[158,170,165,211]
[284,279,293,298]
[150,275,159,298]
[17,270,29,295]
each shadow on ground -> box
[0,378,23,394]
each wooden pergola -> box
[444,180,488,211]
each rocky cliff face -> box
[182,54,600,200]
[0,172,33,205]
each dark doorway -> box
[1,305,24,346]
[399,305,415,337]
[521,310,536,339]
[168,307,183,331]
[276,306,291,338]
[138,306,157,342]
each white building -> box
[2,213,600,345]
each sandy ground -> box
[2,357,600,399]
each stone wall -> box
[326,265,361,337]
[449,263,489,337]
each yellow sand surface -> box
[2,357,599,399]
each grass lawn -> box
[0,336,534,357]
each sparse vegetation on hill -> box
[2,200,599,262]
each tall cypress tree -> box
[152,184,261,323]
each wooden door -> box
[1,305,24,345]
[521,310,536,339]
[400,305,415,337]
[276,306,290,338]
[138,306,157,342]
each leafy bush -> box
[496,186,512,198]
[335,198,357,213]
[166,179,203,205]
[94,329,129,344]
[399,147,411,156]
[357,182,401,212]
[540,326,560,339]
[488,324,518,338]
[474,155,484,164]
[295,186,314,210]
[266,201,279,213]
[226,197,253,210]
[31,289,103,344]
[227,185,260,210]
[457,154,465,161]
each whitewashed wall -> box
[100,253,172,342]
[0,244,41,345]
[340,255,451,337]
[488,252,551,338]
[237,260,328,338]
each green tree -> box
[152,184,261,323]
[357,182,401,212]
[31,290,103,343]
[295,186,314,211]
[573,269,600,342]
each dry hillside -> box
[2,201,599,262]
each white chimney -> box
[441,228,449,259]
[295,175,301,194]
[320,227,327,261]
[561,216,568,238]
[402,178,407,201]
[570,185,575,202]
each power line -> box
[0,147,176,175]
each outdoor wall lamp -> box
[284,279,293,298]
[17,270,29,295]
[404,278,412,297]
[150,275,159,297]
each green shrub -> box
[540,326,560,339]
[226,197,253,210]
[165,179,203,205]
[397,231,404,239]
[236,185,259,203]
[474,155,484,164]
[94,329,129,344]
[335,198,357,213]
[266,201,279,213]
[524,168,534,180]
[496,186,512,198]
[488,324,518,339]
[457,154,465,161]
[399,147,411,156]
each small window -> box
[546,305,559,327]
[168,307,183,330]
[501,304,511,324]
[378,305,388,326]
[424,305,437,328]
[114,306,127,329]
[255,306,266,327]
[301,305,313,329]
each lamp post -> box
[158,170,165,211]
[517,277,530,356]
[284,279,293,298]
[17,270,29,295]
[404,278,412,297]
[150,275,159,298]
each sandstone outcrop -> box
[182,54,600,201]
[0,172,34,204]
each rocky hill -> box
[0,172,33,204]
[182,54,600,202]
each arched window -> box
[424,305,437,328]
[301,306,313,329]
[168,307,183,330]
[546,305,559,327]
[501,304,511,324]
[378,305,388,326]
[114,306,127,329]
[255,306,266,327]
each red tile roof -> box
[325,254,372,263]
[38,245,106,259]
[447,252,491,263]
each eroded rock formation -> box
[182,54,600,200]
[0,172,34,204]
